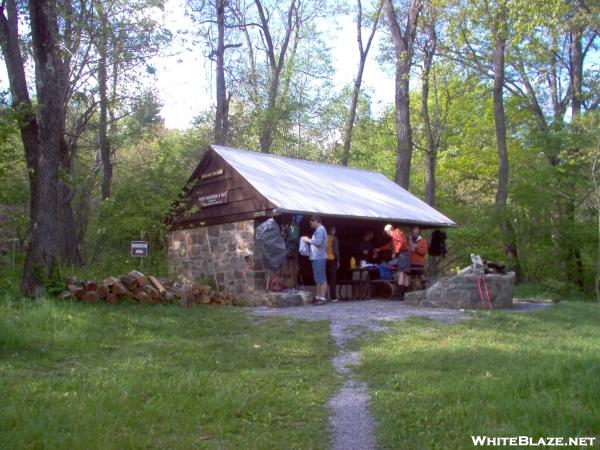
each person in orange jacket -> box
[409,226,428,290]
[374,224,410,300]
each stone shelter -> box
[166,145,456,305]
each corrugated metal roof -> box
[213,145,456,227]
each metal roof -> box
[212,145,456,227]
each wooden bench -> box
[368,279,397,300]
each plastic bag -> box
[298,239,310,256]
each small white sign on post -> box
[131,241,149,258]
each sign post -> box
[131,241,149,266]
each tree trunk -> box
[25,0,66,295]
[421,12,436,207]
[98,19,112,200]
[342,0,381,166]
[259,81,278,153]
[492,26,520,276]
[57,137,82,266]
[214,0,228,145]
[383,0,421,189]
[342,58,366,166]
[255,0,296,154]
[394,58,412,188]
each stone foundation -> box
[404,272,515,309]
[252,290,313,307]
[168,221,301,306]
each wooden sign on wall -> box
[198,190,229,207]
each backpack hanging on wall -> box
[429,229,447,257]
[255,218,288,271]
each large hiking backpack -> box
[428,229,447,257]
[255,219,288,271]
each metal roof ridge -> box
[211,144,390,178]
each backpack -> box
[428,229,447,257]
[378,263,393,280]
[255,219,288,271]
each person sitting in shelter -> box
[409,226,428,290]
[326,226,340,303]
[374,224,410,301]
[302,215,328,305]
[352,230,375,266]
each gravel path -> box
[250,300,467,450]
[250,300,552,449]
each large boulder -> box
[405,272,515,309]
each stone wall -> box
[404,272,515,309]
[168,221,259,302]
[169,220,307,306]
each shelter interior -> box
[268,213,433,287]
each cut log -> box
[128,270,148,287]
[165,291,176,303]
[83,280,97,291]
[83,291,99,303]
[134,290,151,303]
[111,282,128,295]
[120,275,138,290]
[196,285,211,296]
[106,293,118,304]
[148,276,166,295]
[158,277,173,288]
[128,269,145,278]
[103,276,120,287]
[68,284,86,300]
[96,284,109,298]
[143,285,159,299]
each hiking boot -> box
[391,286,405,301]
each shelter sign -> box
[199,190,229,207]
[131,241,149,257]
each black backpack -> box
[429,229,447,257]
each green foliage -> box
[84,126,207,277]
[0,299,338,448]
[357,303,600,449]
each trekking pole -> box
[481,274,492,309]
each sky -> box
[153,0,395,130]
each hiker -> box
[302,215,328,305]
[374,224,410,300]
[326,226,340,303]
[409,226,428,290]
[352,230,375,265]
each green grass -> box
[0,298,338,449]
[514,282,596,303]
[357,303,600,449]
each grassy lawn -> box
[357,302,600,449]
[0,298,338,449]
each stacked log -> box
[60,271,235,306]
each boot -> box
[392,285,405,301]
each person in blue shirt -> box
[302,215,328,305]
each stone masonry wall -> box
[168,221,258,303]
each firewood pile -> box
[59,270,236,306]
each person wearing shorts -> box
[374,224,410,300]
[302,215,328,305]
